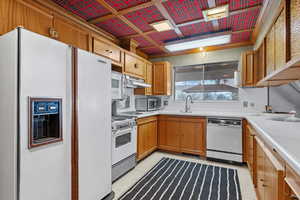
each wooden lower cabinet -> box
[245,124,257,186]
[137,116,158,161]
[158,115,206,156]
[254,136,284,200]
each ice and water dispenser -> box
[29,98,63,149]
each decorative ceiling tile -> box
[231,30,252,43]
[96,18,137,37]
[124,6,165,32]
[142,47,165,55]
[179,21,214,37]
[148,30,179,45]
[132,36,152,47]
[51,0,110,20]
[216,0,263,11]
[218,8,260,31]
[104,0,150,11]
[162,0,208,24]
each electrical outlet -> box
[243,101,248,108]
[250,102,255,107]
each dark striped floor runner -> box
[119,157,242,200]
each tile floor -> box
[112,151,257,200]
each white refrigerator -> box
[0,28,112,200]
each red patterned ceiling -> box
[162,0,208,24]
[51,0,264,56]
[124,6,165,32]
[52,0,110,20]
[96,18,137,37]
[104,0,150,11]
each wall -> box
[152,47,298,113]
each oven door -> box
[112,127,137,165]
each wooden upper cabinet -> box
[124,52,146,79]
[152,62,171,95]
[134,63,153,95]
[242,51,255,87]
[137,116,157,161]
[53,15,89,51]
[93,37,123,66]
[274,8,287,71]
[180,117,206,156]
[1,0,53,37]
[266,26,275,75]
[290,0,300,59]
[256,40,266,83]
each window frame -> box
[172,62,240,103]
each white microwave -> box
[111,71,123,100]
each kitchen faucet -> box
[184,95,194,113]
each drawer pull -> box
[262,184,267,187]
[273,148,277,153]
[134,63,138,68]
[290,194,299,200]
[105,50,113,53]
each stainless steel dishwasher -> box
[207,118,243,163]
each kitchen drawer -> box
[93,38,122,64]
[124,53,145,79]
[285,165,300,199]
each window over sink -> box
[174,61,239,101]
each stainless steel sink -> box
[269,117,300,122]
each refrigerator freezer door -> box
[0,29,19,200]
[19,29,71,200]
[77,49,112,200]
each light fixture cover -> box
[202,5,229,21]
[150,20,173,32]
[165,34,231,52]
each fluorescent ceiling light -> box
[165,34,231,52]
[203,5,229,21]
[150,20,173,32]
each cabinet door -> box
[257,40,266,82]
[1,0,53,37]
[274,8,286,70]
[153,62,171,95]
[134,63,153,95]
[93,38,122,65]
[255,137,265,200]
[145,63,153,95]
[242,51,254,86]
[290,0,300,59]
[53,15,89,51]
[137,117,157,161]
[264,149,284,200]
[180,118,206,156]
[266,26,275,75]
[124,53,145,79]
[158,117,181,152]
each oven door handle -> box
[113,128,132,137]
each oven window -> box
[112,79,119,88]
[116,133,131,148]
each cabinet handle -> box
[262,184,267,187]
[290,195,299,200]
[105,50,113,53]
[273,148,277,153]
[260,179,264,181]
[134,63,138,68]
[49,28,59,39]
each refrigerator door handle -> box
[98,59,107,64]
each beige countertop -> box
[125,110,300,176]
